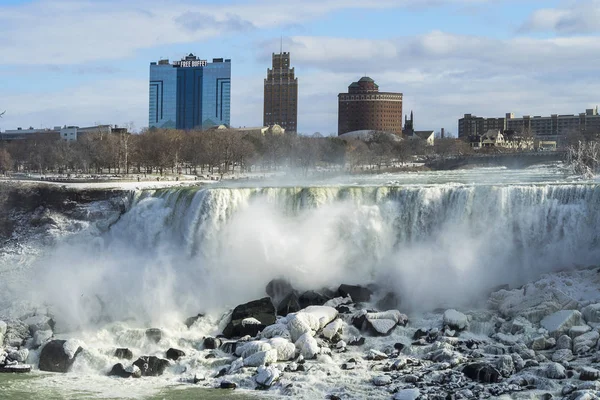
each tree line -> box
[0,128,476,176]
[5,126,594,177]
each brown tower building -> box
[264,52,298,132]
[338,77,403,136]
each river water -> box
[1,165,599,399]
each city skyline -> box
[1,0,600,135]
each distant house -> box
[406,130,435,146]
[469,129,505,148]
[402,112,435,145]
[210,124,285,135]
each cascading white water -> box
[22,181,600,332]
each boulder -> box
[295,333,319,359]
[372,375,392,386]
[348,337,365,346]
[337,284,372,303]
[462,362,502,383]
[255,365,280,388]
[531,335,555,351]
[580,367,600,381]
[145,328,162,343]
[22,315,55,335]
[569,325,592,339]
[582,304,600,326]
[268,337,296,361]
[265,279,295,305]
[219,341,238,354]
[3,320,29,347]
[236,341,271,358]
[184,314,204,328]
[552,348,575,363]
[556,335,573,350]
[540,310,584,338]
[166,348,185,361]
[220,381,237,389]
[495,355,515,378]
[287,306,338,342]
[108,363,141,378]
[8,349,29,363]
[352,310,408,337]
[132,356,170,376]
[260,324,291,340]
[443,309,469,331]
[39,340,83,373]
[32,330,53,348]
[366,349,388,361]
[322,319,343,340]
[0,320,6,345]
[276,292,301,317]
[222,298,276,338]
[573,331,599,354]
[114,348,133,360]
[298,291,330,309]
[243,348,278,367]
[545,362,567,379]
[203,337,222,350]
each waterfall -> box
[21,182,600,329]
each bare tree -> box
[0,148,12,174]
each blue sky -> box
[1,0,599,135]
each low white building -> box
[406,130,435,146]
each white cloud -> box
[520,1,600,34]
[0,0,510,65]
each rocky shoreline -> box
[3,268,600,399]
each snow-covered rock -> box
[366,349,388,361]
[268,337,296,361]
[531,335,555,351]
[489,284,580,324]
[32,330,53,348]
[545,362,567,379]
[372,375,392,386]
[63,339,84,359]
[322,319,343,340]
[243,349,278,367]
[552,348,575,363]
[260,323,290,340]
[0,320,7,345]
[582,304,600,327]
[295,333,319,359]
[556,334,573,350]
[255,365,280,387]
[236,341,271,358]
[541,310,584,338]
[443,309,468,331]
[569,325,592,339]
[242,317,262,326]
[303,306,338,330]
[579,367,600,381]
[287,306,337,342]
[228,357,244,374]
[8,348,29,363]
[495,355,515,377]
[22,315,54,334]
[573,331,599,354]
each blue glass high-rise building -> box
[149,54,231,130]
